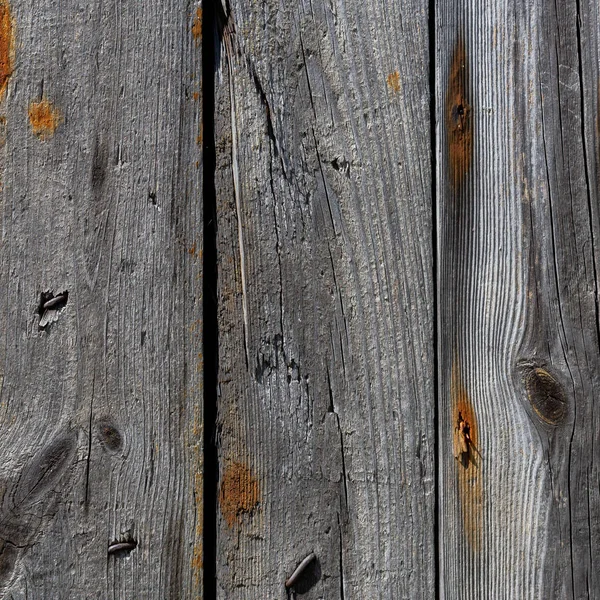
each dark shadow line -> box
[202,1,221,598]
[428,0,440,598]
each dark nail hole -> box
[148,190,157,205]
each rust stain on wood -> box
[446,38,472,190]
[191,408,203,589]
[451,358,482,550]
[386,71,400,93]
[192,7,202,43]
[0,1,14,100]
[524,366,567,425]
[28,99,61,139]
[219,461,260,528]
[192,469,203,582]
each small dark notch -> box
[524,366,567,425]
[91,136,108,191]
[95,418,123,452]
[331,157,350,177]
[148,190,157,205]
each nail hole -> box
[108,539,137,556]
[37,290,68,329]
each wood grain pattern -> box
[214,0,434,598]
[437,0,600,597]
[0,0,203,596]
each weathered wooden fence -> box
[0,0,598,596]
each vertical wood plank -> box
[0,0,203,596]
[437,0,600,597]
[215,0,434,598]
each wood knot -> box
[524,366,567,425]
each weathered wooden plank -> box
[215,0,434,598]
[0,0,203,596]
[437,0,600,597]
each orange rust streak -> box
[28,99,61,139]
[0,1,13,100]
[446,38,472,190]
[451,358,482,551]
[192,7,202,43]
[386,71,400,93]
[219,461,260,528]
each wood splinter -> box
[285,552,315,588]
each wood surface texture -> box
[0,0,204,597]
[0,0,598,596]
[214,0,435,598]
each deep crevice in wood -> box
[202,1,220,597]
[429,0,439,597]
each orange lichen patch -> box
[451,358,482,550]
[446,38,472,190]
[192,91,200,101]
[219,461,260,528]
[191,7,202,43]
[28,99,61,139]
[386,71,400,93]
[0,1,14,100]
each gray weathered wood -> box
[0,0,203,596]
[437,0,600,597]
[215,0,434,598]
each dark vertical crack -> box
[428,0,439,597]
[575,0,600,355]
[337,513,346,600]
[203,1,221,598]
[84,377,95,510]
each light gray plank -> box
[215,1,434,598]
[437,0,600,597]
[0,0,203,596]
